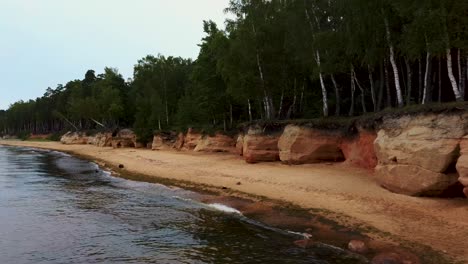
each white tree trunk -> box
[315,50,328,117]
[368,65,377,111]
[247,99,252,122]
[349,67,356,116]
[446,48,463,101]
[458,49,462,88]
[383,16,404,107]
[404,58,412,106]
[331,74,340,116]
[353,67,367,113]
[422,51,431,104]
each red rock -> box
[278,125,344,164]
[341,131,378,170]
[348,240,368,254]
[456,136,468,198]
[374,113,467,196]
[371,251,420,264]
[236,134,244,156]
[194,133,236,153]
[111,129,136,148]
[371,252,403,264]
[173,132,185,150]
[293,239,314,249]
[243,134,280,163]
[375,164,459,196]
[152,134,174,150]
[182,128,202,151]
[60,132,88,145]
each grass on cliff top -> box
[240,101,468,134]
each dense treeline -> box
[1,0,467,142]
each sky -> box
[0,0,230,110]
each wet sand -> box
[1,140,467,262]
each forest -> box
[1,0,467,143]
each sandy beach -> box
[1,140,467,262]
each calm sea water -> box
[0,146,366,264]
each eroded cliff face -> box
[59,110,468,198]
[341,130,378,170]
[60,132,89,145]
[242,126,280,163]
[374,113,467,196]
[194,133,236,153]
[111,129,137,148]
[456,136,468,197]
[278,125,344,164]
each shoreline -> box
[1,140,467,263]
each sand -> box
[1,140,467,262]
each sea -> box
[0,145,366,264]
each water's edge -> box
[0,144,454,264]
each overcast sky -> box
[0,0,230,110]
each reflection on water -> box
[0,146,366,264]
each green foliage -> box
[0,0,466,137]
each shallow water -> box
[0,146,366,264]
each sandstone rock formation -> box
[60,132,88,145]
[243,126,280,163]
[87,132,112,147]
[374,113,466,196]
[236,134,244,156]
[456,136,468,197]
[194,133,236,153]
[341,130,377,170]
[182,128,202,151]
[111,129,136,148]
[278,125,344,164]
[173,132,185,150]
[152,133,177,150]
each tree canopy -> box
[1,0,467,142]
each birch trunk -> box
[331,74,340,116]
[418,58,423,103]
[438,59,442,103]
[422,51,432,104]
[461,56,467,100]
[316,50,328,117]
[384,59,391,108]
[377,61,385,111]
[353,68,367,113]
[446,48,463,101]
[458,49,462,89]
[349,68,356,116]
[299,80,305,113]
[256,52,274,119]
[247,99,253,122]
[278,90,284,118]
[404,58,412,106]
[383,14,404,107]
[368,65,377,111]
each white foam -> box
[207,203,242,215]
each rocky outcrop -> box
[152,133,176,150]
[111,129,136,148]
[243,126,280,163]
[194,133,236,153]
[87,132,112,147]
[236,135,244,156]
[182,128,202,151]
[374,113,466,196]
[173,132,185,150]
[341,130,378,170]
[60,132,88,145]
[456,136,468,197]
[278,125,344,164]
